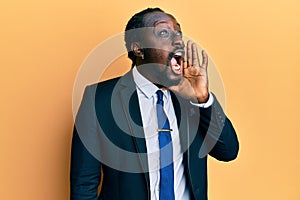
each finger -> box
[192,43,200,67]
[201,50,208,70]
[186,40,192,67]
[183,50,187,69]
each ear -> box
[131,42,144,59]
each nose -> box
[172,34,184,48]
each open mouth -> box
[170,50,184,74]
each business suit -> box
[70,70,239,200]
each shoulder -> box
[88,76,121,90]
[82,77,122,99]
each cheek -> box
[148,49,170,63]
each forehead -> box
[143,12,180,28]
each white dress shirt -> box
[132,67,213,200]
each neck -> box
[136,64,160,85]
[154,84,167,90]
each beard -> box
[141,49,183,87]
[161,67,182,87]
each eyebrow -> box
[153,20,181,28]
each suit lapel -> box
[117,71,149,176]
[170,92,181,128]
[170,92,190,153]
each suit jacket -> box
[70,70,239,200]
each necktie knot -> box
[156,90,164,106]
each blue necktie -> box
[156,90,175,200]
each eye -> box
[157,29,170,38]
[175,30,182,38]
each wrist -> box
[196,92,209,103]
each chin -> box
[162,75,182,88]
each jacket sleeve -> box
[198,93,239,161]
[70,86,101,200]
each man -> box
[71,8,239,200]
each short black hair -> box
[124,8,164,67]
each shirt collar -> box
[132,66,169,100]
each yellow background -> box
[1,0,299,199]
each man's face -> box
[137,12,185,87]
